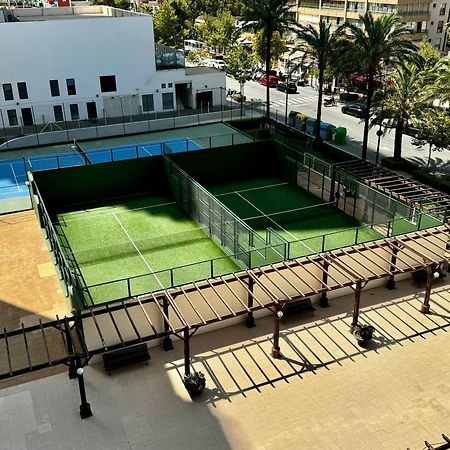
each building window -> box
[70,104,79,120]
[142,94,154,112]
[168,82,173,88]
[433,3,436,6]
[161,83,166,89]
[7,110,17,126]
[17,82,28,100]
[162,92,174,110]
[53,105,64,122]
[3,83,13,101]
[437,21,444,33]
[99,75,117,93]
[49,80,60,97]
[66,78,76,96]
[439,3,446,14]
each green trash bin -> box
[333,127,347,145]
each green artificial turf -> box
[55,195,238,305]
[209,176,383,261]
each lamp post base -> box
[80,402,93,419]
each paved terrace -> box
[0,278,449,450]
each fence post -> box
[355,227,359,245]
[127,278,131,297]
[210,259,214,278]
[322,234,326,252]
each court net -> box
[72,139,91,165]
[68,226,210,266]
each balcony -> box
[155,43,185,71]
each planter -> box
[353,324,375,343]
[184,371,206,396]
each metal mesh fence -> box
[164,153,271,268]
[299,152,444,232]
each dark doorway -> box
[175,83,191,110]
[21,108,33,126]
[86,102,97,121]
[196,91,213,110]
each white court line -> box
[234,191,299,242]
[10,163,20,190]
[216,182,288,197]
[140,145,153,157]
[113,212,164,290]
[55,201,177,224]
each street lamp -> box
[284,58,290,125]
[76,367,93,419]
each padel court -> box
[30,137,445,308]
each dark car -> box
[277,82,297,94]
[341,104,366,118]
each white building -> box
[0,6,225,128]
[428,0,450,53]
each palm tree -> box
[371,62,429,160]
[345,13,416,160]
[241,0,295,123]
[433,58,450,102]
[293,20,345,143]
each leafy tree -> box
[344,13,416,160]
[185,49,209,64]
[226,44,255,113]
[241,0,294,123]
[252,31,285,67]
[293,20,345,143]
[412,109,450,169]
[92,0,130,8]
[153,0,184,48]
[197,11,238,54]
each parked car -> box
[341,104,366,118]
[277,82,297,94]
[211,59,225,70]
[260,75,278,87]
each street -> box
[227,77,449,173]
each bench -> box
[102,343,150,374]
[282,297,315,322]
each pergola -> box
[335,160,450,215]
[1,226,448,381]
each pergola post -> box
[386,240,398,290]
[329,167,336,202]
[64,318,77,379]
[245,276,255,328]
[350,281,362,333]
[421,265,437,314]
[162,295,174,351]
[320,260,329,308]
[271,306,282,359]
[183,326,190,376]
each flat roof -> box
[9,5,147,22]
[185,66,222,75]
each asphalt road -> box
[227,77,449,173]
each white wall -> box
[0,13,157,125]
[0,12,226,127]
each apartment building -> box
[290,0,430,41]
[428,0,450,52]
[0,6,224,128]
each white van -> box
[211,60,225,70]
